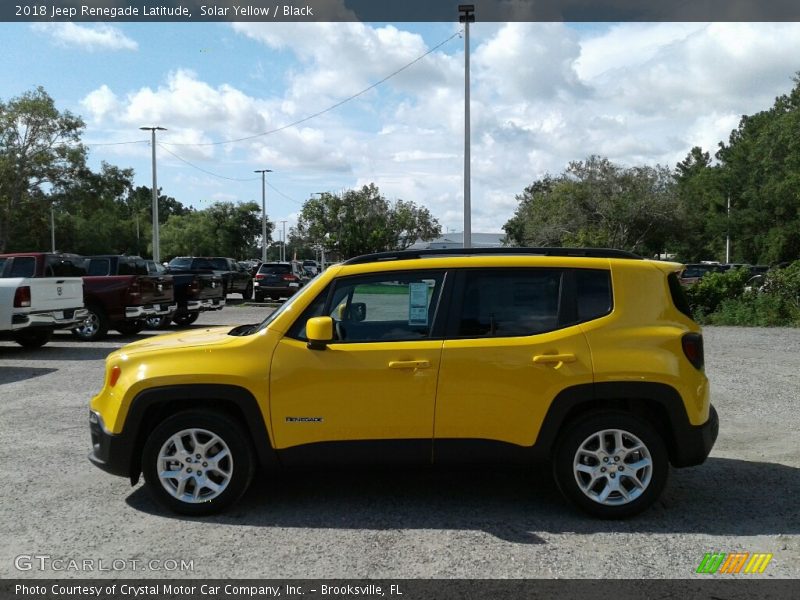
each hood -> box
[116,326,241,357]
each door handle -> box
[388,360,431,369]
[532,353,576,367]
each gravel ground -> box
[0,306,798,579]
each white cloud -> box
[31,23,138,51]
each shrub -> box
[708,294,800,326]
[685,267,752,317]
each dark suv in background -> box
[253,261,306,301]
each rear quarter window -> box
[668,272,694,319]
[575,269,612,321]
[8,257,36,278]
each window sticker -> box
[408,282,429,325]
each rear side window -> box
[45,256,87,277]
[210,258,229,270]
[576,269,612,321]
[88,259,111,276]
[8,257,36,278]
[457,269,562,338]
[0,258,8,277]
[668,272,694,319]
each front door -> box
[270,270,447,465]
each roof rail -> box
[342,247,642,265]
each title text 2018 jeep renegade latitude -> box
[89,248,718,518]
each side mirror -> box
[350,302,367,322]
[306,316,333,350]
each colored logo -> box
[697,552,773,574]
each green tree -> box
[160,201,266,260]
[0,86,86,252]
[503,156,680,256]
[294,184,441,259]
[714,77,800,263]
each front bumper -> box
[88,410,134,479]
[11,307,89,331]
[671,404,719,467]
[186,297,226,312]
[125,303,177,319]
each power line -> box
[157,143,260,182]
[266,181,304,206]
[161,31,461,148]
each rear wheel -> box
[172,311,199,327]
[72,305,108,341]
[142,411,254,515]
[270,294,281,301]
[553,412,668,519]
[243,282,253,301]
[13,329,52,349]
[144,315,171,330]
[254,292,264,303]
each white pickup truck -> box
[0,277,88,348]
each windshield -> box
[168,258,193,270]
[254,272,323,333]
[259,264,291,275]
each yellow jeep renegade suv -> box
[89,248,718,518]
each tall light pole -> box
[459,5,475,249]
[254,169,272,263]
[725,195,731,263]
[140,126,166,262]
[50,203,55,252]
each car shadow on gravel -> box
[1,344,116,361]
[124,456,799,543]
[0,365,57,384]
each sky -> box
[2,20,800,238]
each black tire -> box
[144,315,171,330]
[243,282,253,301]
[115,320,145,336]
[552,411,668,519]
[13,329,52,349]
[142,411,255,516]
[270,294,281,301]
[254,293,264,303]
[71,304,109,342]
[172,310,199,327]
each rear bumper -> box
[125,303,177,319]
[11,307,89,331]
[254,282,300,296]
[186,297,226,312]
[671,404,719,467]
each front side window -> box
[457,269,563,338]
[325,272,445,343]
[88,259,111,276]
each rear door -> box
[433,268,595,456]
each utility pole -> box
[140,126,167,262]
[280,220,287,261]
[254,169,272,262]
[459,5,474,249]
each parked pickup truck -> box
[167,257,253,300]
[0,253,88,348]
[76,255,177,341]
[145,261,225,328]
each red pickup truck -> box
[0,253,176,341]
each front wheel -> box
[13,329,52,349]
[144,315,171,330]
[142,411,255,515]
[553,412,668,519]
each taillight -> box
[189,279,200,294]
[14,286,31,308]
[109,365,122,387]
[255,274,265,280]
[128,280,141,298]
[682,333,704,369]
